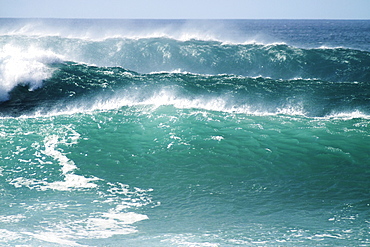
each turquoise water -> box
[0,19,370,246]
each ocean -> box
[0,19,369,246]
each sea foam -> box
[0,44,63,101]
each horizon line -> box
[1,17,369,21]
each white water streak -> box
[10,126,100,191]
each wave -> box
[0,19,235,42]
[1,35,370,81]
[1,62,369,118]
[1,20,369,118]
[2,19,369,49]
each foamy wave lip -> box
[148,69,187,74]
[12,86,368,120]
[0,20,223,42]
[316,45,346,50]
[0,44,63,102]
[137,90,308,117]
[276,104,306,116]
[14,88,309,118]
[101,30,223,43]
[324,110,370,120]
[0,19,261,45]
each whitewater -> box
[0,19,370,246]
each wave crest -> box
[0,44,63,101]
[1,62,369,118]
[1,34,369,82]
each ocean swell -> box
[1,20,370,118]
[1,35,370,82]
[1,62,369,118]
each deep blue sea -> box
[0,19,370,246]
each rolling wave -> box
[1,20,370,118]
[1,61,369,118]
[2,35,370,81]
[1,20,370,246]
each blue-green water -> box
[0,19,370,246]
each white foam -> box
[8,182,153,244]
[317,45,346,50]
[324,110,370,120]
[312,233,345,240]
[0,214,26,223]
[161,233,219,247]
[23,210,148,244]
[276,103,306,116]
[102,211,148,224]
[0,229,23,242]
[211,136,224,141]
[40,130,100,191]
[10,128,100,191]
[9,84,369,120]
[22,232,86,247]
[18,188,151,242]
[13,88,303,119]
[0,44,63,101]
